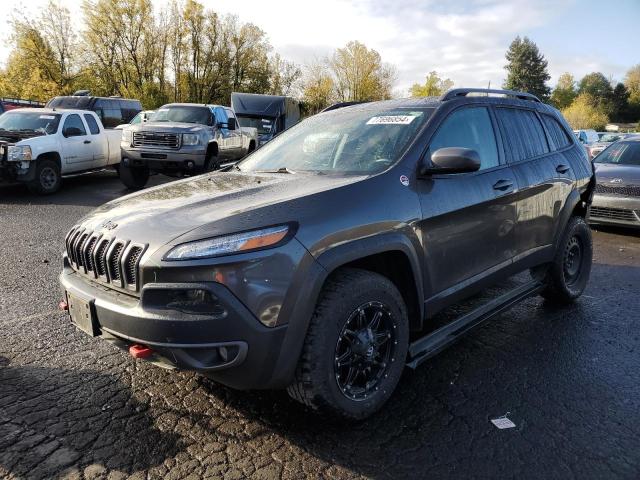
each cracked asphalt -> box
[1,171,639,479]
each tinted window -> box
[101,108,123,128]
[594,142,640,166]
[429,107,499,170]
[62,114,86,136]
[83,114,100,134]
[153,105,212,125]
[541,114,572,150]
[46,96,93,109]
[496,108,549,162]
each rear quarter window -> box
[541,114,572,150]
[495,108,550,162]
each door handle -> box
[556,164,570,174]
[84,140,91,144]
[493,179,514,191]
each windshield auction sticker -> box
[367,115,417,125]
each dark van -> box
[231,92,300,146]
[46,94,142,129]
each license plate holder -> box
[67,291,98,337]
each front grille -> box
[65,227,147,292]
[132,131,180,149]
[590,206,639,222]
[594,183,640,197]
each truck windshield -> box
[0,112,61,135]
[594,142,640,166]
[237,116,274,135]
[238,107,433,174]
[153,106,212,125]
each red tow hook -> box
[129,344,153,359]
[59,300,68,311]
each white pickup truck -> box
[0,108,121,194]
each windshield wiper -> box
[255,167,295,174]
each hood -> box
[131,122,209,133]
[75,170,366,254]
[595,163,640,185]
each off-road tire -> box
[27,159,61,195]
[287,268,409,420]
[119,163,149,190]
[203,152,220,173]
[536,215,592,303]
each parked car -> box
[0,108,121,194]
[231,92,300,146]
[588,137,640,228]
[587,133,632,159]
[119,103,258,189]
[115,110,156,129]
[573,129,599,145]
[46,93,142,129]
[60,88,594,419]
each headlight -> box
[164,225,291,260]
[7,145,32,162]
[182,133,200,146]
[122,129,132,143]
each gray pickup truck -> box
[119,103,257,189]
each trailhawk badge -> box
[399,175,410,186]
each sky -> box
[1,0,638,95]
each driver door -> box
[417,106,518,298]
[61,114,93,169]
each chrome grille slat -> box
[132,131,180,149]
[590,206,638,222]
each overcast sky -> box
[1,0,638,95]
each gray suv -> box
[60,89,595,419]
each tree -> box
[550,73,576,110]
[577,72,614,115]
[611,82,631,121]
[301,61,335,114]
[624,65,640,121]
[410,71,453,97]
[562,93,609,130]
[503,36,551,100]
[268,53,301,96]
[330,41,395,102]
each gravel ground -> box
[1,172,639,479]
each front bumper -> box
[588,194,640,228]
[60,269,289,389]
[0,160,37,184]
[121,147,207,170]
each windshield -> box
[0,112,61,134]
[594,142,640,166]
[152,105,212,125]
[238,107,433,174]
[237,116,275,135]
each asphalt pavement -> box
[1,171,639,479]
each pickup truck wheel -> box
[27,159,61,195]
[119,163,149,190]
[287,268,409,420]
[536,216,592,303]
[204,153,220,173]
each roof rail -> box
[441,88,541,103]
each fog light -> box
[144,288,226,316]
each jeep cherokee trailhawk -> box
[60,89,595,419]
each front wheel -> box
[27,159,61,195]
[119,163,149,190]
[534,216,592,303]
[287,268,409,420]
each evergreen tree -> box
[503,36,551,100]
[611,82,630,122]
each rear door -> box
[83,113,108,167]
[60,114,93,168]
[417,105,518,296]
[494,108,575,264]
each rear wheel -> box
[535,216,592,303]
[119,162,149,190]
[287,268,409,420]
[27,159,61,195]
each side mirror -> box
[227,117,237,130]
[421,147,481,175]
[63,127,83,138]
